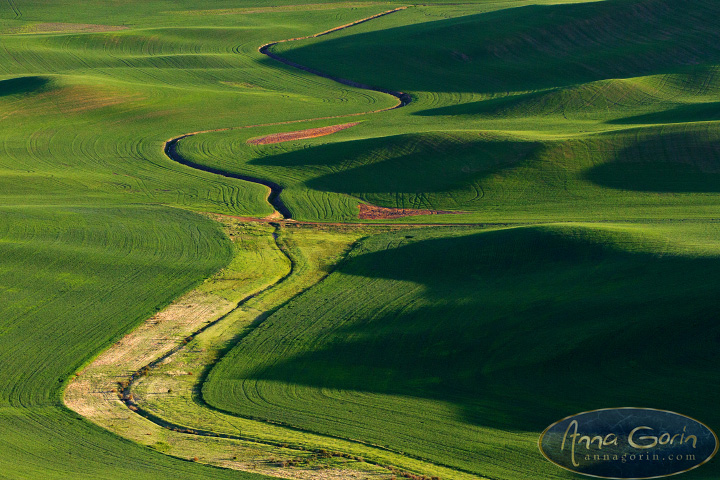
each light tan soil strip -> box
[65,220,467,479]
[247,122,359,145]
[115,221,475,480]
[64,223,389,480]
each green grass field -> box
[203,223,720,479]
[174,0,720,223]
[3,0,720,478]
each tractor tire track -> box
[6,0,20,18]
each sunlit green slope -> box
[0,1,417,478]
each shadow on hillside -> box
[588,163,720,192]
[608,101,720,125]
[414,86,720,121]
[249,227,720,431]
[274,0,720,95]
[250,134,540,208]
[413,90,553,117]
[585,131,720,192]
[0,76,50,97]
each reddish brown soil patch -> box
[8,23,127,34]
[180,3,386,16]
[247,122,359,145]
[358,204,458,220]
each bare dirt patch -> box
[248,122,359,145]
[6,22,127,34]
[54,85,142,113]
[177,3,386,16]
[358,203,459,220]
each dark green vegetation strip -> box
[165,136,292,218]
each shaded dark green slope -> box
[274,0,720,95]
[249,132,541,211]
[585,125,720,192]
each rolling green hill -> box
[176,0,720,223]
[3,0,720,478]
[203,224,720,479]
[271,0,720,95]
